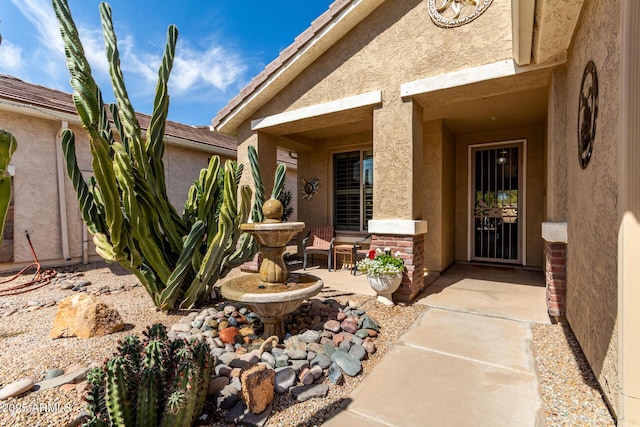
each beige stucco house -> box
[212,0,639,423]
[0,75,298,271]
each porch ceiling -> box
[415,69,551,135]
[263,106,373,140]
[421,86,548,135]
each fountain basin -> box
[241,222,304,247]
[221,273,323,338]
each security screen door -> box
[470,142,524,264]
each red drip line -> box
[0,231,57,296]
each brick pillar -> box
[545,242,567,317]
[241,252,263,273]
[371,234,425,303]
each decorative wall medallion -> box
[300,177,320,200]
[427,0,493,28]
[578,61,598,169]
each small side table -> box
[333,244,360,272]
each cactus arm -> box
[180,165,242,308]
[113,144,171,284]
[191,342,212,424]
[196,156,220,222]
[158,220,205,311]
[271,163,287,200]
[135,368,161,427]
[247,145,266,222]
[105,356,135,427]
[147,25,176,163]
[99,3,141,144]
[85,367,107,423]
[62,129,105,234]
[218,184,254,277]
[0,131,16,248]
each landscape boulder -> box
[50,293,124,339]
[240,364,275,414]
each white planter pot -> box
[367,273,402,306]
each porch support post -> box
[373,96,423,219]
[369,96,427,303]
[237,131,278,199]
[618,0,640,423]
[237,131,278,272]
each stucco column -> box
[619,1,640,424]
[545,68,568,221]
[373,96,423,219]
[237,131,278,273]
[370,96,427,302]
[237,131,278,198]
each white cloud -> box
[76,26,110,77]
[171,43,247,95]
[8,0,248,118]
[0,41,24,73]
[9,0,64,54]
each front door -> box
[469,141,525,264]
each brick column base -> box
[371,234,425,303]
[241,252,263,273]
[545,242,567,317]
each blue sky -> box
[0,1,333,125]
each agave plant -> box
[52,0,284,310]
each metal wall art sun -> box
[427,0,493,28]
[578,61,598,169]
[300,177,320,200]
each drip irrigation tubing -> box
[0,231,57,296]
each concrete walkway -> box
[323,264,550,427]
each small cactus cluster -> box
[84,323,212,427]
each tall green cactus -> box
[83,324,211,427]
[52,0,285,310]
[0,130,16,249]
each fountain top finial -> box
[262,198,283,223]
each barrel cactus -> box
[0,130,16,249]
[83,323,211,427]
[52,0,285,310]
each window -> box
[333,150,373,231]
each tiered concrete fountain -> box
[220,199,323,338]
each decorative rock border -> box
[169,298,380,423]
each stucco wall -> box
[255,0,513,119]
[0,111,86,265]
[455,126,544,267]
[552,0,620,413]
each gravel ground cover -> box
[531,323,615,426]
[0,261,616,426]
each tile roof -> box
[0,74,236,153]
[211,0,354,130]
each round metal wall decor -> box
[300,177,320,200]
[427,0,493,28]
[578,61,598,169]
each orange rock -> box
[218,327,240,344]
[59,383,78,392]
[50,293,124,339]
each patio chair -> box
[352,234,372,275]
[303,226,335,271]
